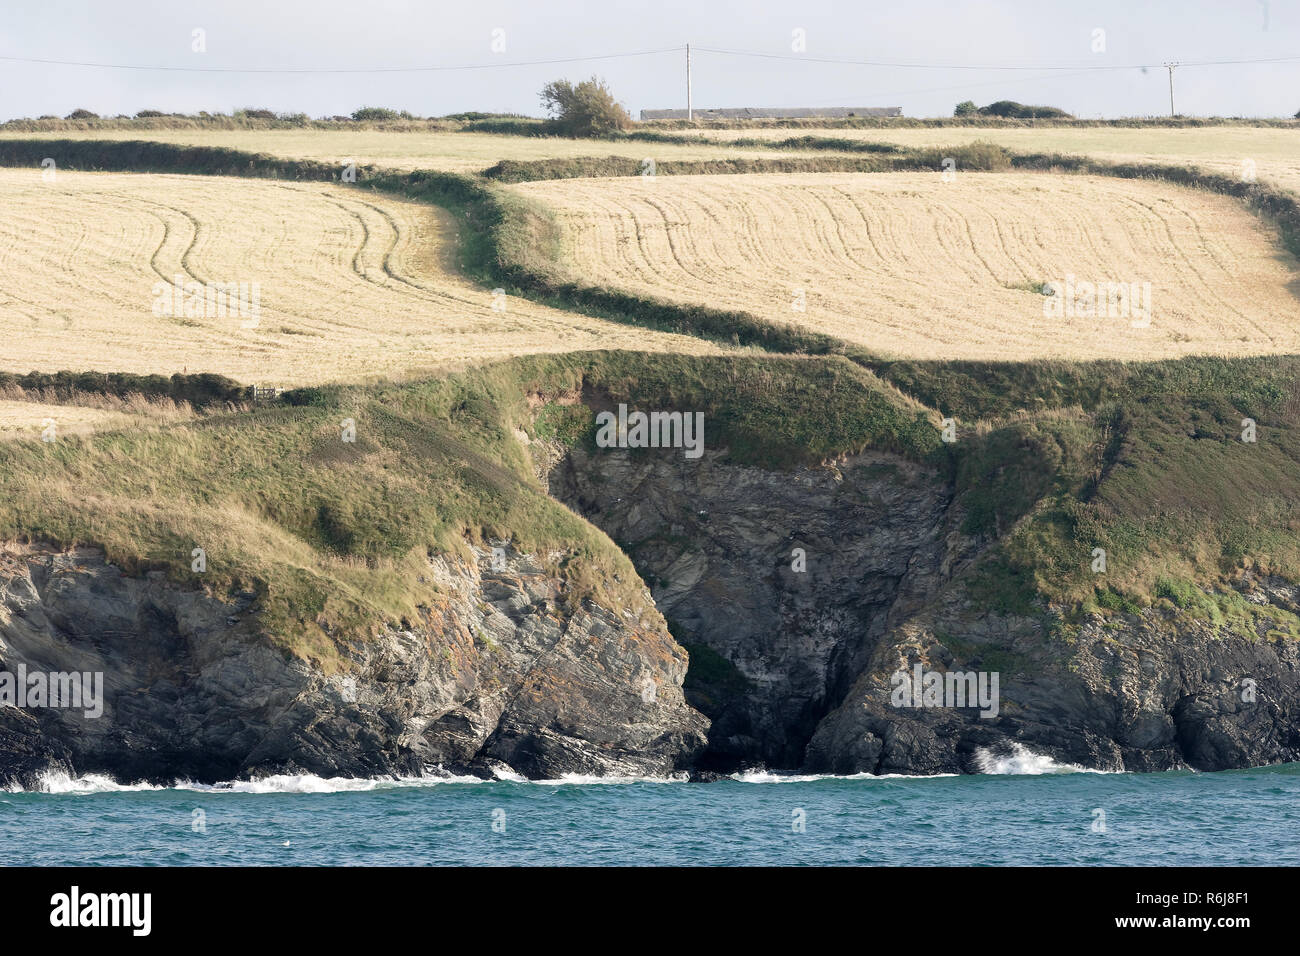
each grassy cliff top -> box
[4,349,1299,659]
[0,352,936,661]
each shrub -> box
[977,100,1072,119]
[0,370,244,408]
[237,108,277,121]
[65,109,98,120]
[954,100,978,117]
[135,109,166,119]
[351,106,401,122]
[539,76,633,137]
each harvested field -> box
[0,128,832,174]
[685,126,1300,196]
[516,171,1300,361]
[0,169,719,385]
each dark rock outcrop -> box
[5,438,1299,787]
[551,443,1300,774]
[550,444,970,769]
[0,543,707,788]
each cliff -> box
[0,542,704,788]
[552,443,1300,774]
[3,351,1300,784]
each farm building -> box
[640,106,902,120]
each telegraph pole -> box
[1164,61,1178,117]
[686,43,693,121]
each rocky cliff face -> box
[0,543,706,789]
[805,580,1300,774]
[5,439,1298,787]
[549,444,970,769]
[551,443,1300,774]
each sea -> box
[4,747,1298,866]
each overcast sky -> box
[2,1,1298,121]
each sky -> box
[1,0,1298,121]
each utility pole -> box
[686,43,692,121]
[1164,61,1178,117]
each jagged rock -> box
[552,443,1300,773]
[0,543,706,787]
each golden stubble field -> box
[0,168,719,385]
[0,128,830,173]
[514,171,1300,361]
[8,125,1296,192]
[682,125,1300,196]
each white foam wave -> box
[8,771,165,795]
[974,744,1116,775]
[177,771,488,793]
[533,772,689,785]
[730,770,957,783]
[4,769,486,795]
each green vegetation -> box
[481,140,1013,182]
[0,371,246,408]
[538,77,633,137]
[531,401,594,446]
[0,353,939,662]
[1152,576,1300,638]
[975,100,1072,119]
[942,355,1300,636]
[351,106,412,122]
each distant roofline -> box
[640,106,903,120]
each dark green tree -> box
[539,76,633,137]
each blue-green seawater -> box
[3,762,1298,866]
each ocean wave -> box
[532,772,690,785]
[7,771,166,795]
[730,770,957,783]
[4,769,487,795]
[11,757,1119,794]
[973,744,1116,775]
[179,768,494,793]
[4,766,692,795]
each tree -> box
[977,100,1072,119]
[954,100,978,117]
[539,76,632,137]
[351,106,402,122]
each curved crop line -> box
[2,136,1297,374]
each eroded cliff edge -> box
[550,443,1300,775]
[4,352,1300,785]
[0,543,705,789]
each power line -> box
[693,46,1300,73]
[0,47,680,75]
[0,43,1293,78]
